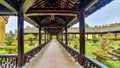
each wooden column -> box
[44,28,46,42]
[61,29,63,41]
[39,27,42,45]
[56,35,58,40]
[18,12,24,67]
[65,27,68,45]
[100,33,103,38]
[78,9,85,66]
[115,33,117,39]
[46,32,48,42]
[50,34,52,40]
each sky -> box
[6,0,120,33]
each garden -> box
[68,33,120,68]
[0,34,44,54]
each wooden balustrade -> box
[58,40,108,68]
[0,40,50,68]
[0,54,17,68]
[24,40,50,63]
[84,55,108,68]
[58,40,79,62]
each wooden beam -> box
[0,0,17,14]
[67,16,77,27]
[0,12,16,15]
[20,0,36,13]
[24,16,39,26]
[26,13,77,16]
[27,9,78,13]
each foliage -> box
[105,60,120,68]
[91,35,99,45]
[85,23,89,28]
[5,35,15,46]
[100,39,109,53]
[102,33,115,40]
[24,34,35,46]
[0,50,7,54]
[68,40,120,68]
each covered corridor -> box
[26,40,79,68]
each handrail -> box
[58,40,108,68]
[24,40,50,63]
[0,40,51,68]
[84,55,108,68]
[0,54,18,68]
[58,40,79,62]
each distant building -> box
[21,24,120,40]
[0,16,8,46]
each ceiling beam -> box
[27,9,78,13]
[0,0,17,14]
[26,13,77,17]
[85,0,99,11]
[67,16,77,27]
[20,0,36,13]
[24,16,39,27]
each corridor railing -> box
[24,40,50,63]
[0,40,50,68]
[0,54,17,68]
[58,40,108,68]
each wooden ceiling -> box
[0,0,113,34]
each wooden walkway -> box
[26,40,79,68]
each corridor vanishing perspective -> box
[26,40,79,68]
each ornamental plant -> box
[24,34,35,46]
[5,35,15,46]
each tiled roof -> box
[23,25,120,34]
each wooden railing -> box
[0,40,50,68]
[0,54,17,68]
[84,55,108,68]
[58,40,79,62]
[58,40,108,68]
[24,41,50,63]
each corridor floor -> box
[26,40,79,68]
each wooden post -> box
[115,33,117,39]
[78,9,85,66]
[65,27,68,45]
[100,33,102,38]
[18,12,24,67]
[46,32,48,41]
[44,28,46,42]
[50,34,52,40]
[61,29,63,41]
[39,27,42,45]
[56,35,58,40]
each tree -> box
[92,35,99,45]
[5,35,15,46]
[24,34,35,46]
[85,23,89,28]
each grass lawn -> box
[68,40,120,68]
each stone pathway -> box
[26,40,79,68]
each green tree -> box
[5,35,15,46]
[24,34,35,46]
[92,35,98,45]
[85,23,89,28]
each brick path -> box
[26,40,79,68]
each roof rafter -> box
[20,0,36,13]
[0,0,17,14]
